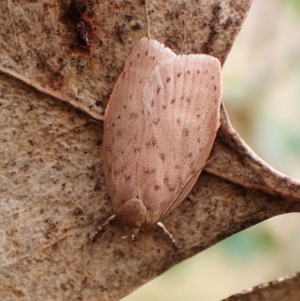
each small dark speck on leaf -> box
[115,23,126,43]
[74,207,84,216]
[68,0,87,22]
[132,22,142,30]
[95,100,103,107]
[124,14,132,21]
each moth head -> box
[121,198,147,235]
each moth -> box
[102,38,222,241]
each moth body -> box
[103,38,222,238]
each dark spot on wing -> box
[125,174,131,181]
[159,153,166,161]
[153,117,160,125]
[116,129,122,137]
[178,176,183,185]
[134,147,140,154]
[154,184,161,191]
[146,136,157,148]
[182,128,189,136]
[190,169,197,176]
[130,112,139,119]
[144,167,156,174]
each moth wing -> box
[103,38,176,217]
[137,54,222,226]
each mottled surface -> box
[2,0,299,301]
[0,0,251,120]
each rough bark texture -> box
[1,0,299,300]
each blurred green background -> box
[123,0,300,300]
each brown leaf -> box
[223,273,300,301]
[2,1,299,301]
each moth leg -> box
[121,235,136,240]
[89,119,101,124]
[90,214,116,242]
[157,222,179,249]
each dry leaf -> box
[223,273,300,301]
[1,0,299,300]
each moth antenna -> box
[90,214,116,242]
[157,222,179,249]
